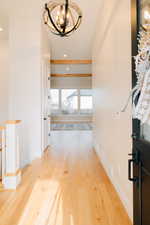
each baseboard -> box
[93,145,133,223]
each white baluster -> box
[1,126,6,185]
[3,120,22,190]
[0,126,5,185]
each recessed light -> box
[63,54,68,58]
[0,27,3,32]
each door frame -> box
[131,0,141,224]
[41,59,51,153]
[131,1,141,137]
[131,1,150,224]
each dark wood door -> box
[133,139,150,225]
[131,1,150,224]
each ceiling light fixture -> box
[43,0,82,37]
[141,2,150,30]
[0,27,3,32]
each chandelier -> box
[141,2,150,31]
[43,0,82,37]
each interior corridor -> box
[0,131,131,225]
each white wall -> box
[8,0,50,167]
[0,40,9,122]
[51,64,92,75]
[51,77,92,89]
[93,0,133,219]
[0,39,9,177]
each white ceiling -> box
[48,0,101,60]
[0,3,9,40]
[0,0,101,57]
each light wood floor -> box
[0,131,132,225]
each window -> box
[80,89,93,113]
[50,88,93,115]
[61,89,78,114]
[80,96,93,110]
[50,89,59,111]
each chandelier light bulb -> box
[57,10,60,16]
[144,10,150,20]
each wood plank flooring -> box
[0,131,132,225]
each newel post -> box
[3,120,22,190]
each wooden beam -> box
[50,59,92,64]
[5,120,22,125]
[51,73,92,77]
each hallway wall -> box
[8,0,50,167]
[0,40,9,177]
[51,77,92,89]
[0,40,9,122]
[93,0,133,219]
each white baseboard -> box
[93,142,133,222]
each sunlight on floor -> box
[17,131,94,225]
[17,179,61,225]
[17,176,85,225]
[0,131,131,225]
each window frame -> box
[50,88,60,112]
[79,89,93,113]
[50,88,93,115]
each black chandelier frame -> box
[44,0,82,37]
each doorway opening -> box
[50,88,93,131]
[49,61,93,134]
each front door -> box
[131,1,150,224]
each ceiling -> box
[0,10,8,40]
[48,0,101,60]
[0,0,101,57]
[0,3,9,40]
